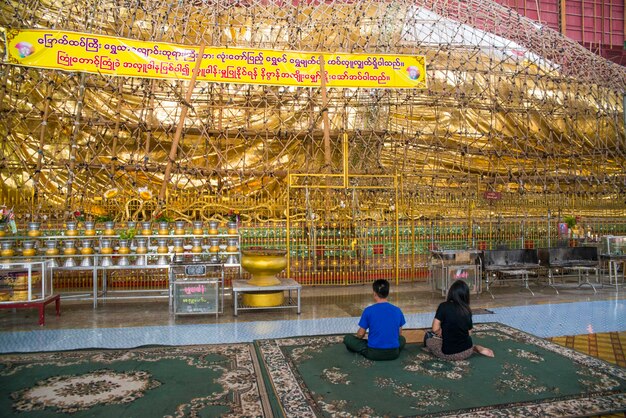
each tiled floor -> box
[549,331,626,368]
[0,280,624,353]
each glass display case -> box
[0,260,59,325]
[599,235,626,289]
[0,260,53,302]
[600,235,626,256]
[429,250,482,296]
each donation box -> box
[171,264,221,316]
[448,266,478,292]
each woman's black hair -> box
[446,280,472,316]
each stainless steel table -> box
[232,278,301,316]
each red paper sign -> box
[483,191,502,201]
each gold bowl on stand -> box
[241,248,287,307]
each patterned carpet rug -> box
[1,326,625,417]
[0,344,272,417]
[255,323,626,417]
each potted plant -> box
[563,215,576,229]
[118,227,137,241]
[153,211,173,235]
[95,214,114,224]
[0,206,16,235]
[563,215,580,244]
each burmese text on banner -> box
[2,28,426,89]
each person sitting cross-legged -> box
[424,279,494,361]
[343,279,406,361]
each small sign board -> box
[483,191,502,201]
[173,281,218,315]
[448,267,478,294]
[185,265,206,276]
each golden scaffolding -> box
[0,0,625,285]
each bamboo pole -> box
[158,43,206,203]
[109,79,123,185]
[318,55,333,221]
[0,67,9,206]
[319,54,332,172]
[144,81,157,159]
[33,71,53,216]
[394,175,399,286]
[343,132,349,188]
[65,72,87,213]
[286,170,291,279]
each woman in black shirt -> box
[425,280,494,360]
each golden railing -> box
[3,216,626,291]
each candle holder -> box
[156,237,169,265]
[63,240,77,267]
[174,221,186,236]
[1,241,14,258]
[191,238,203,253]
[173,238,184,263]
[209,238,220,263]
[100,238,113,267]
[64,221,78,236]
[141,222,152,236]
[99,238,113,254]
[225,238,239,264]
[192,221,204,235]
[44,240,59,267]
[104,221,116,236]
[158,222,170,235]
[191,237,203,262]
[22,240,36,257]
[117,239,131,266]
[80,239,94,267]
[226,238,238,252]
[80,239,94,255]
[44,240,59,255]
[135,238,147,266]
[84,221,96,236]
[209,238,220,253]
[27,222,41,237]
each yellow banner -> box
[2,28,426,89]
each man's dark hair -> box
[372,279,390,298]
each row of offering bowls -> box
[17,220,239,237]
[1,237,239,254]
[0,237,240,267]
[48,252,240,267]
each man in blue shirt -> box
[343,279,406,360]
